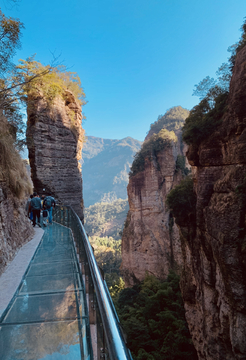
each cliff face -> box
[0,114,34,276]
[178,45,246,359]
[26,90,84,220]
[121,130,188,286]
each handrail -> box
[57,205,132,360]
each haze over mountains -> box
[82,136,142,207]
[21,135,142,208]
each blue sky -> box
[3,0,246,141]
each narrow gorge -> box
[121,38,246,360]
[178,43,246,359]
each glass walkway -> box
[0,223,91,360]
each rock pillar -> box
[26,90,84,221]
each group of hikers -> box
[26,192,56,228]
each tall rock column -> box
[121,129,188,286]
[26,90,84,221]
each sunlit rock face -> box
[26,90,84,221]
[121,130,188,286]
[179,45,246,359]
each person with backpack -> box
[30,192,42,227]
[43,194,56,224]
[40,195,48,227]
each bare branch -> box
[0,67,51,95]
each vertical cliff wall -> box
[26,90,84,221]
[177,45,246,359]
[121,124,189,286]
[0,113,34,276]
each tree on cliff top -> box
[182,18,246,148]
[0,9,23,76]
[0,10,52,149]
[129,129,177,177]
[15,58,86,106]
[0,9,26,148]
[149,106,189,135]
[0,9,85,150]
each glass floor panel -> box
[32,249,75,264]
[26,261,78,277]
[19,273,82,294]
[35,247,75,256]
[3,285,82,325]
[0,223,90,359]
[0,320,85,360]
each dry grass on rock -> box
[0,114,32,198]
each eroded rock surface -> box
[0,186,34,276]
[26,90,84,220]
[0,114,34,275]
[179,45,246,359]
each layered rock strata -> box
[0,186,34,276]
[121,130,188,286]
[26,90,84,221]
[178,45,246,359]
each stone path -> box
[0,228,44,318]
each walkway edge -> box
[0,228,44,318]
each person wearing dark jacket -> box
[26,194,33,220]
[30,192,42,227]
[43,194,56,224]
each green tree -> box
[175,155,190,176]
[182,90,228,147]
[0,10,53,149]
[185,18,246,149]
[115,272,198,360]
[166,176,196,226]
[0,9,23,76]
[149,106,189,135]
[0,9,26,148]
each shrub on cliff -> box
[182,89,228,147]
[149,106,189,134]
[229,18,246,70]
[183,18,246,148]
[175,155,190,176]
[129,129,177,177]
[16,57,85,106]
[166,176,196,226]
[115,271,198,360]
[0,114,32,198]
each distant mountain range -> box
[20,135,142,207]
[81,136,142,207]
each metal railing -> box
[53,205,133,360]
